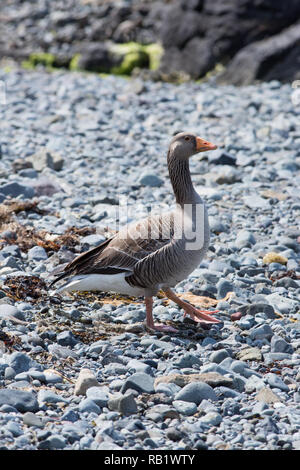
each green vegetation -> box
[110,42,163,74]
[22,52,57,70]
[22,42,164,77]
[69,53,81,72]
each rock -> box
[270,335,294,354]
[208,149,236,166]
[127,359,153,375]
[236,347,262,361]
[61,409,80,423]
[80,234,106,249]
[209,218,228,234]
[78,398,101,414]
[159,0,300,81]
[159,38,215,80]
[145,404,179,421]
[154,381,181,398]
[140,338,174,352]
[4,366,16,380]
[235,230,256,248]
[37,390,68,405]
[199,411,222,427]
[43,370,63,384]
[0,182,35,199]
[243,195,269,209]
[48,344,78,360]
[0,389,38,412]
[0,304,26,323]
[166,427,183,442]
[239,303,276,319]
[209,349,230,364]
[74,368,100,396]
[263,252,288,265]
[255,387,282,404]
[216,280,234,299]
[27,246,48,261]
[57,330,78,347]
[266,373,289,392]
[219,21,300,85]
[249,324,274,341]
[173,352,201,368]
[231,312,243,321]
[174,381,217,404]
[121,373,154,395]
[265,293,298,314]
[214,166,241,185]
[32,177,64,197]
[7,352,41,374]
[139,172,163,187]
[74,42,149,75]
[263,353,293,365]
[160,6,202,49]
[30,149,64,171]
[23,412,44,428]
[173,400,197,416]
[108,393,138,416]
[274,277,299,289]
[154,372,233,389]
[38,434,67,450]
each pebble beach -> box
[0,67,299,450]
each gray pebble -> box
[174,381,217,405]
[121,373,154,395]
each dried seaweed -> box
[0,331,22,351]
[0,199,48,226]
[3,275,48,302]
[0,223,96,254]
[269,269,300,282]
[0,198,98,254]
[54,226,96,251]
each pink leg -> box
[163,288,221,324]
[145,296,178,332]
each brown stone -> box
[236,347,262,361]
[255,387,281,404]
[154,372,233,389]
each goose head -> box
[169,132,217,160]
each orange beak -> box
[196,136,218,152]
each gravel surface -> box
[0,68,299,450]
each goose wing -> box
[49,213,174,286]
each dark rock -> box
[76,43,122,73]
[174,381,217,404]
[219,21,300,85]
[208,149,237,166]
[159,0,300,80]
[0,389,38,412]
[270,335,294,354]
[239,303,276,319]
[0,182,35,199]
[30,149,64,171]
[159,38,215,79]
[7,352,42,374]
[56,330,78,347]
[121,373,154,395]
[108,393,138,416]
[159,5,202,49]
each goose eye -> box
[184,136,190,141]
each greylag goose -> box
[50,132,221,332]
